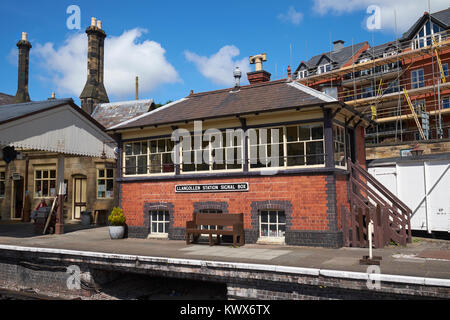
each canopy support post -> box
[55,155,65,235]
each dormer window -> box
[297,69,308,79]
[318,63,331,74]
[412,20,443,49]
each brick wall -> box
[121,173,349,247]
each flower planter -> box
[109,226,125,239]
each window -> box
[334,125,346,167]
[318,63,331,74]
[361,86,374,98]
[249,127,284,169]
[260,210,286,238]
[150,210,170,235]
[442,96,450,109]
[0,170,5,198]
[211,131,243,171]
[149,139,174,174]
[182,135,210,172]
[411,69,424,89]
[359,58,372,76]
[34,168,56,198]
[285,124,324,167]
[125,141,147,175]
[442,63,449,78]
[297,69,308,79]
[412,20,443,49]
[97,168,114,199]
[199,209,223,231]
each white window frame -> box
[249,123,325,171]
[149,209,170,236]
[318,63,331,74]
[297,69,308,79]
[97,168,114,199]
[411,69,425,89]
[124,141,148,176]
[359,58,371,76]
[259,210,286,239]
[180,132,243,174]
[333,124,346,169]
[34,167,57,199]
[149,138,175,174]
[412,21,443,49]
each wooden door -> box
[73,178,87,220]
[11,178,24,220]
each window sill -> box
[147,234,168,240]
[256,237,286,245]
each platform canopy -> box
[0,98,116,159]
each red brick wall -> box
[121,175,334,231]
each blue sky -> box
[0,0,447,106]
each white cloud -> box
[312,0,449,33]
[185,45,251,87]
[278,6,304,25]
[33,28,180,98]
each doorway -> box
[10,177,24,220]
[72,177,87,220]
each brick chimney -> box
[80,17,109,114]
[247,53,271,84]
[14,32,32,103]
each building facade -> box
[294,9,450,159]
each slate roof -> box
[0,98,106,132]
[0,99,73,124]
[294,41,368,75]
[109,80,341,131]
[0,93,15,106]
[400,8,450,41]
[91,99,154,129]
[356,41,400,61]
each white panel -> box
[368,167,397,195]
[397,163,427,231]
[424,161,450,232]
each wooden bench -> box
[186,212,245,247]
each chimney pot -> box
[97,20,102,29]
[91,17,97,27]
[247,53,271,84]
[287,65,292,78]
[22,32,27,41]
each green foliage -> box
[108,207,126,226]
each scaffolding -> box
[296,29,450,145]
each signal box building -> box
[108,65,372,248]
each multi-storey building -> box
[294,8,450,160]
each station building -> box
[108,62,372,248]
